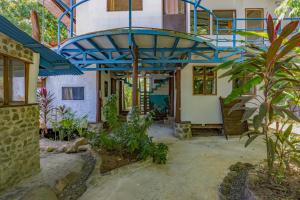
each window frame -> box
[107,0,143,12]
[190,10,211,35]
[245,8,264,43]
[212,9,236,35]
[193,66,217,96]
[62,87,85,100]
[0,53,29,107]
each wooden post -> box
[175,69,181,123]
[30,11,41,41]
[132,45,139,108]
[143,77,147,114]
[119,81,123,114]
[169,72,175,117]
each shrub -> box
[91,95,169,164]
[52,106,89,141]
[37,87,55,137]
[215,14,300,179]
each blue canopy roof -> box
[0,15,82,76]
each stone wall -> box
[0,104,40,192]
[0,33,33,63]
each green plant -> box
[52,106,89,141]
[93,96,168,164]
[0,0,68,44]
[215,14,300,178]
[103,95,120,130]
[37,87,55,137]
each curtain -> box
[165,0,178,15]
[63,88,73,100]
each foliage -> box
[37,87,55,137]
[215,14,300,178]
[52,106,89,141]
[90,95,168,164]
[276,0,300,18]
[0,0,67,44]
[103,95,120,130]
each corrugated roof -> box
[0,15,82,76]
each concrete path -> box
[80,126,266,200]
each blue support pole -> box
[233,18,236,48]
[193,1,197,34]
[128,0,133,46]
[70,0,74,37]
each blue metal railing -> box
[56,0,300,51]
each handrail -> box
[56,0,300,51]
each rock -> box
[21,186,58,200]
[57,145,67,153]
[47,147,56,152]
[78,144,92,152]
[55,172,80,194]
[66,138,88,153]
[65,145,77,154]
[74,137,88,148]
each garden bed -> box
[98,150,138,174]
[219,162,300,200]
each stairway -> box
[219,97,249,136]
[139,78,150,113]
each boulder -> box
[78,144,92,152]
[65,138,88,153]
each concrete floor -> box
[80,125,266,200]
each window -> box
[9,59,26,103]
[107,0,143,11]
[190,10,210,35]
[62,87,84,100]
[233,77,256,95]
[213,10,236,35]
[0,56,4,105]
[164,0,185,15]
[246,8,264,43]
[193,66,217,95]
[0,54,28,106]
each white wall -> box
[181,64,232,124]
[76,0,163,35]
[46,71,97,122]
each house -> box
[44,0,297,133]
[0,15,82,192]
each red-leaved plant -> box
[37,87,55,137]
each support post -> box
[193,2,197,34]
[132,45,139,108]
[119,81,123,114]
[175,69,181,123]
[143,77,147,114]
[169,72,175,117]
[30,11,41,41]
[96,70,102,122]
[70,0,74,37]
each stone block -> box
[174,121,192,139]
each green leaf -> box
[283,124,293,141]
[245,135,260,147]
[229,102,244,114]
[242,107,257,122]
[240,130,261,138]
[236,31,268,39]
[224,76,262,103]
[214,59,236,71]
[253,115,263,130]
[282,108,300,123]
